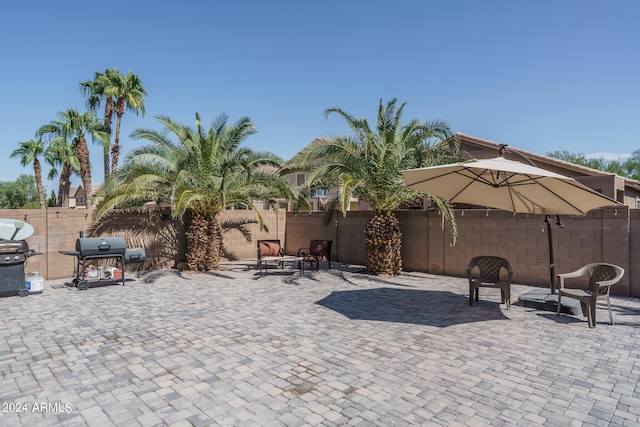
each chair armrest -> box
[556,265,590,289]
[557,271,586,280]
[557,273,579,290]
[594,278,619,288]
[297,248,307,256]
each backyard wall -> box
[1,207,636,297]
[0,208,285,283]
[285,207,637,297]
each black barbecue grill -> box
[60,236,144,290]
[60,234,145,290]
[0,239,39,297]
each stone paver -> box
[1,264,639,426]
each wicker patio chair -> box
[556,263,624,328]
[467,256,513,308]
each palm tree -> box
[37,109,110,208]
[44,137,80,207]
[104,70,147,175]
[95,113,303,271]
[284,98,459,276]
[10,139,46,209]
[80,70,115,181]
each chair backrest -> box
[467,256,512,283]
[309,240,332,262]
[587,263,624,295]
[257,240,283,259]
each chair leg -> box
[606,296,615,325]
[586,298,596,328]
[556,294,562,317]
[579,301,588,319]
[469,286,474,306]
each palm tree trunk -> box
[185,213,209,271]
[103,151,111,181]
[76,137,92,208]
[112,101,124,175]
[58,161,73,207]
[206,215,223,270]
[185,212,223,271]
[364,213,402,276]
[103,98,114,180]
[33,159,46,209]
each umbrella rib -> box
[529,177,589,214]
[508,175,592,214]
[447,168,496,200]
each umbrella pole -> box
[545,215,556,293]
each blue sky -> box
[1,1,638,192]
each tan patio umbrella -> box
[401,151,621,291]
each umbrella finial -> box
[498,144,508,157]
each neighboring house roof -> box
[456,133,611,177]
[71,184,102,198]
[454,132,640,206]
[456,132,640,183]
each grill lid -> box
[0,239,28,254]
[75,237,127,257]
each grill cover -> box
[76,237,126,258]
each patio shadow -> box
[315,287,509,327]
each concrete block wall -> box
[222,209,286,260]
[286,206,636,296]
[0,208,284,281]
[630,209,640,296]
[1,207,636,296]
[282,212,338,258]
[0,208,94,282]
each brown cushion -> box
[259,241,281,257]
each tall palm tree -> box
[80,69,115,181]
[10,139,46,209]
[44,137,80,207]
[284,98,460,275]
[37,109,110,208]
[95,113,303,271]
[104,70,147,175]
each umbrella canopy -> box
[401,155,621,292]
[401,156,619,215]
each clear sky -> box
[1,0,638,192]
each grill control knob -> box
[14,255,19,261]
[4,256,9,262]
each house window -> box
[311,188,328,198]
[295,173,306,187]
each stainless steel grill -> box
[0,239,38,297]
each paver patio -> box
[1,264,639,426]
